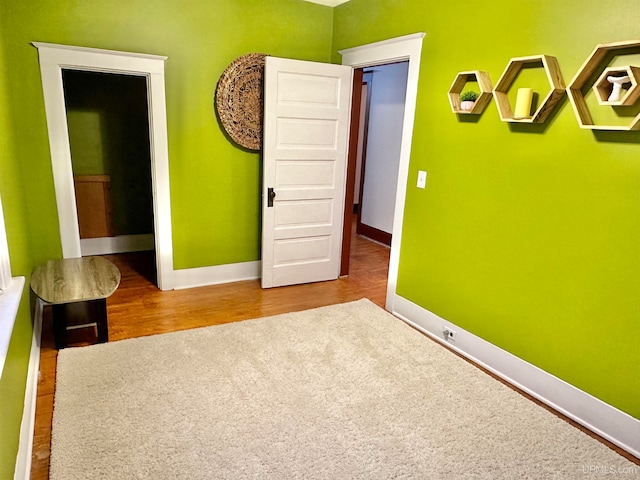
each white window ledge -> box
[0,276,26,377]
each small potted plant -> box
[459,90,479,111]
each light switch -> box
[417,170,427,189]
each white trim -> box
[33,42,175,290]
[32,42,167,61]
[172,261,261,290]
[0,195,12,291]
[80,234,155,256]
[339,33,425,313]
[13,299,43,480]
[391,293,640,459]
[339,33,426,64]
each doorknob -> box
[267,187,276,207]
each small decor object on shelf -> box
[459,90,479,111]
[447,71,493,115]
[567,41,640,130]
[513,88,534,119]
[493,54,565,124]
[592,65,640,106]
[606,75,631,102]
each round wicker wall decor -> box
[215,53,266,151]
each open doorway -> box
[339,33,425,310]
[355,61,409,247]
[34,42,175,290]
[340,61,409,295]
[62,70,156,284]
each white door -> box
[261,57,353,288]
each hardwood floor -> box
[29,230,639,478]
[30,232,390,479]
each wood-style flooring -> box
[29,231,639,478]
[30,232,391,479]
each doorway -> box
[62,70,155,264]
[34,43,175,290]
[339,33,425,310]
[355,61,409,247]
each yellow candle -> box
[513,88,533,119]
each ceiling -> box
[301,0,350,6]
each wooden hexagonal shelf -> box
[592,66,640,106]
[447,70,493,114]
[493,55,566,123]
[567,40,640,131]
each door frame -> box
[339,33,425,311]
[33,42,174,290]
[340,68,364,276]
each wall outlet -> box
[443,326,456,341]
[417,170,427,189]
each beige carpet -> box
[51,299,636,479]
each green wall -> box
[0,0,334,475]
[1,0,334,269]
[3,0,638,475]
[0,6,37,478]
[333,0,640,419]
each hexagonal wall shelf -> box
[447,70,493,115]
[567,39,640,131]
[493,55,566,123]
[592,66,640,106]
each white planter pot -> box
[460,100,475,111]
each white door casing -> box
[261,57,353,288]
[33,42,174,290]
[339,33,425,311]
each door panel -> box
[276,118,338,148]
[277,73,340,106]
[276,160,335,188]
[262,57,353,288]
[275,199,333,227]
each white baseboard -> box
[172,261,260,290]
[391,294,640,459]
[80,234,154,256]
[14,299,43,480]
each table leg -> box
[94,298,109,344]
[51,300,109,349]
[52,304,68,350]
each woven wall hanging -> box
[215,53,266,151]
